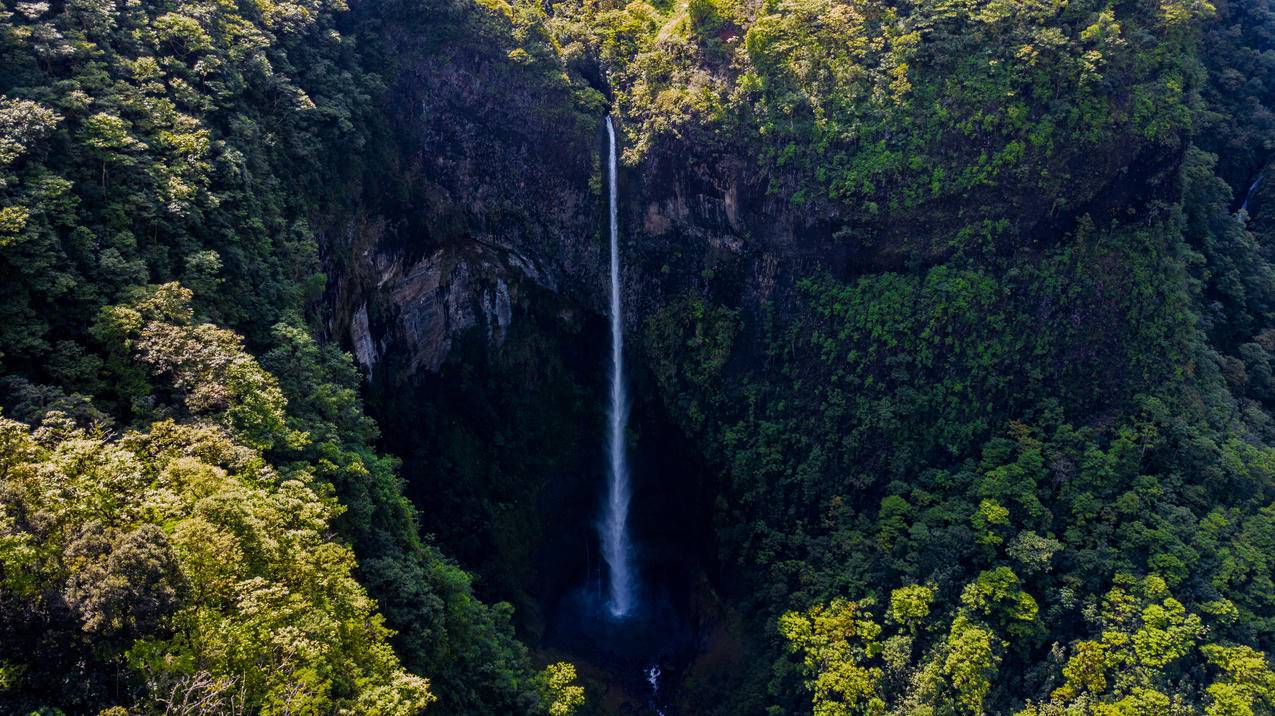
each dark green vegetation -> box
[0,0,581,712]
[3,0,1275,713]
[619,0,1275,712]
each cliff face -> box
[321,45,1183,389]
[321,0,600,379]
[323,87,845,381]
[337,217,528,376]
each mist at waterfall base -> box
[543,370,706,715]
[551,564,696,713]
[548,432,702,716]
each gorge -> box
[2,0,1275,713]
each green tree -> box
[780,598,887,716]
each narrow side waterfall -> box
[1241,174,1264,215]
[601,116,635,618]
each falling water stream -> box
[601,116,635,618]
[555,116,685,715]
[1240,174,1264,215]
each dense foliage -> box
[551,0,1216,251]
[623,0,1275,712]
[0,0,581,711]
[1,286,433,714]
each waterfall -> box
[1240,174,1264,215]
[601,116,635,618]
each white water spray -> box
[601,116,635,618]
[647,665,667,716]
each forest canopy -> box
[0,0,578,710]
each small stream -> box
[646,664,669,716]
